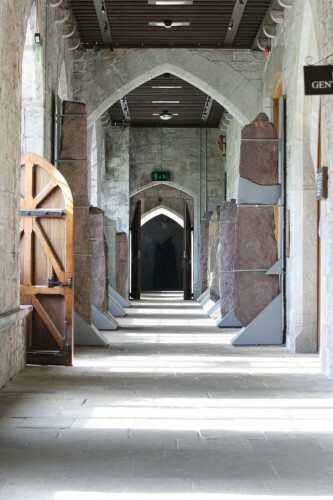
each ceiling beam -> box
[223,0,248,46]
[92,0,113,48]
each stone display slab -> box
[199,211,212,293]
[219,202,237,319]
[239,113,278,185]
[116,232,128,300]
[90,207,108,312]
[208,207,221,302]
[59,101,92,324]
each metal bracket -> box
[20,209,65,217]
[48,276,72,288]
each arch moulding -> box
[79,51,263,127]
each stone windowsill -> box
[0,306,33,331]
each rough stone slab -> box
[89,207,109,312]
[58,161,89,206]
[219,202,237,319]
[208,207,221,301]
[116,232,129,299]
[60,101,87,161]
[239,113,278,185]
[74,255,92,324]
[73,207,90,255]
[234,271,279,326]
[199,211,212,293]
[234,207,278,270]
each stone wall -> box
[224,117,242,200]
[102,126,130,234]
[129,127,223,214]
[0,0,35,388]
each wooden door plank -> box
[21,286,65,296]
[22,217,34,286]
[33,218,66,281]
[32,296,65,349]
[32,180,58,208]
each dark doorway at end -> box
[141,214,183,291]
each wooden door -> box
[183,201,192,300]
[131,200,141,299]
[20,152,74,366]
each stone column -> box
[59,101,92,324]
[90,207,108,312]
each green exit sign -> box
[151,171,170,181]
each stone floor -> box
[1,292,333,499]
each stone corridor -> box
[1,293,333,499]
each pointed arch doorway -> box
[130,186,194,300]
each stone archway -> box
[73,50,263,127]
[130,182,200,298]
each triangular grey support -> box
[266,259,282,275]
[92,305,119,331]
[202,298,216,312]
[237,177,281,205]
[197,289,209,303]
[108,296,127,317]
[74,312,107,346]
[216,309,243,328]
[231,293,283,345]
[109,285,131,308]
[207,298,221,318]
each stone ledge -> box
[0,306,33,331]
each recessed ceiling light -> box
[148,21,190,28]
[148,1,193,5]
[152,86,183,89]
[152,100,180,103]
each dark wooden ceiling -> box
[67,0,275,127]
[68,0,274,50]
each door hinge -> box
[48,276,73,288]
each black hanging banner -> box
[304,66,333,95]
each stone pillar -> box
[90,207,108,312]
[207,206,221,302]
[219,201,237,318]
[199,211,212,293]
[59,101,92,324]
[116,232,129,299]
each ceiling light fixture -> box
[228,20,234,30]
[148,20,190,28]
[101,1,106,13]
[160,110,173,120]
[152,100,180,103]
[148,1,193,5]
[152,86,183,89]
